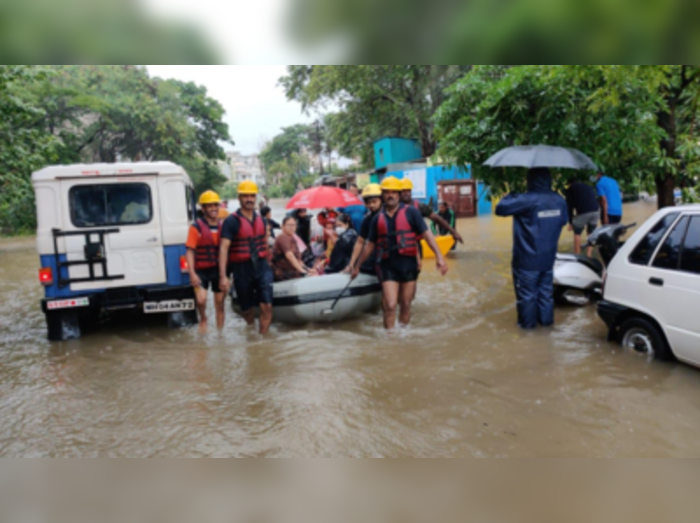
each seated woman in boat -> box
[272,216,318,281]
[325,214,359,274]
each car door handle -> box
[649,277,664,287]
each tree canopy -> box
[281,66,472,167]
[0,67,59,233]
[287,0,700,64]
[0,0,219,64]
[0,65,233,233]
[435,65,700,206]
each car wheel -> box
[618,318,674,361]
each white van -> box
[32,162,197,340]
[598,205,700,365]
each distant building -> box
[219,151,265,187]
[371,137,491,216]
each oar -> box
[322,275,355,316]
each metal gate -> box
[438,180,477,218]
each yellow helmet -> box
[380,176,403,192]
[362,183,382,199]
[401,178,414,191]
[198,190,221,205]
[238,180,259,195]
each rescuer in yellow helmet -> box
[345,183,384,277]
[352,176,449,330]
[218,179,274,334]
[186,190,225,331]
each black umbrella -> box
[484,145,598,171]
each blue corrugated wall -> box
[382,164,492,216]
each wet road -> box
[2,200,700,457]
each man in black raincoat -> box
[496,168,568,329]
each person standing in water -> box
[400,178,464,245]
[219,181,274,335]
[354,177,449,330]
[186,190,226,331]
[496,168,568,330]
[346,184,383,276]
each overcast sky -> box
[147,66,314,155]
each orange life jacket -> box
[376,206,418,261]
[194,219,221,270]
[228,211,268,264]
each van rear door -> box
[61,176,166,291]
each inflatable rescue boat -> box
[232,273,381,324]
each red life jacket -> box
[194,219,221,270]
[228,211,269,264]
[376,206,418,261]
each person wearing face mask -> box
[325,214,359,274]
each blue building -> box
[373,138,491,216]
[374,137,423,169]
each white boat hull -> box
[232,273,382,324]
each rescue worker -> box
[354,177,449,330]
[219,181,274,335]
[346,183,383,276]
[496,168,568,330]
[186,190,225,331]
[400,178,464,245]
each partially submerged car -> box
[598,205,700,365]
[33,162,197,341]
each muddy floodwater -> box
[2,200,700,457]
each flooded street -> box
[2,200,700,457]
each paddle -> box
[321,275,355,316]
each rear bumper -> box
[596,300,629,331]
[41,285,195,315]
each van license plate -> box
[143,299,195,314]
[47,297,90,310]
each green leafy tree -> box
[0,66,58,234]
[281,66,472,167]
[287,0,700,64]
[265,153,312,197]
[435,65,698,207]
[259,124,311,171]
[565,65,700,207]
[0,0,219,64]
[34,66,232,194]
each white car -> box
[597,205,700,365]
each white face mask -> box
[335,227,347,236]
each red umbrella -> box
[286,186,363,210]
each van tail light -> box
[180,256,189,273]
[39,268,54,286]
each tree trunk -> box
[657,103,678,209]
[417,121,436,159]
[656,174,676,208]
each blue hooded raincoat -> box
[496,169,568,329]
